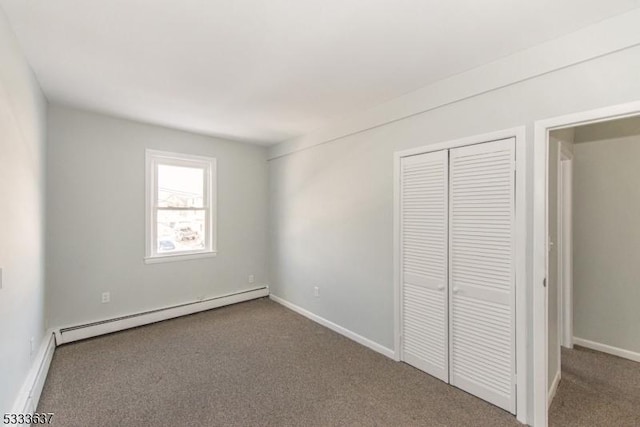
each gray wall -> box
[547,129,574,391]
[46,105,269,328]
[572,119,640,353]
[268,45,640,418]
[0,9,47,413]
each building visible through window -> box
[145,150,216,262]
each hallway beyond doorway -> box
[550,346,640,426]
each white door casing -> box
[558,147,573,349]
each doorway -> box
[533,101,640,427]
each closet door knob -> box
[452,287,460,294]
[437,285,445,291]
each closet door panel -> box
[400,150,449,382]
[449,138,516,413]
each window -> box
[145,150,216,263]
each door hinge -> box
[543,278,547,288]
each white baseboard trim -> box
[269,294,395,359]
[11,330,56,415]
[573,337,640,363]
[548,370,561,408]
[56,286,269,344]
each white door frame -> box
[394,126,527,424]
[532,100,640,427]
[558,145,573,350]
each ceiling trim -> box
[268,8,640,160]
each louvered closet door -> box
[449,138,516,413]
[400,150,449,382]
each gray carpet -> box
[550,346,640,426]
[38,298,518,426]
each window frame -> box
[144,149,217,264]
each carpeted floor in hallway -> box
[38,298,519,427]
[549,345,640,426]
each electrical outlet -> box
[314,286,320,297]
[248,274,255,284]
[101,292,110,303]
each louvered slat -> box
[448,138,516,414]
[400,150,449,382]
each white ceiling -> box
[2,1,639,145]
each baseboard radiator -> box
[56,286,269,344]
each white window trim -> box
[144,149,217,264]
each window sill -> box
[144,251,217,264]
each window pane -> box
[157,164,204,208]
[157,209,206,253]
